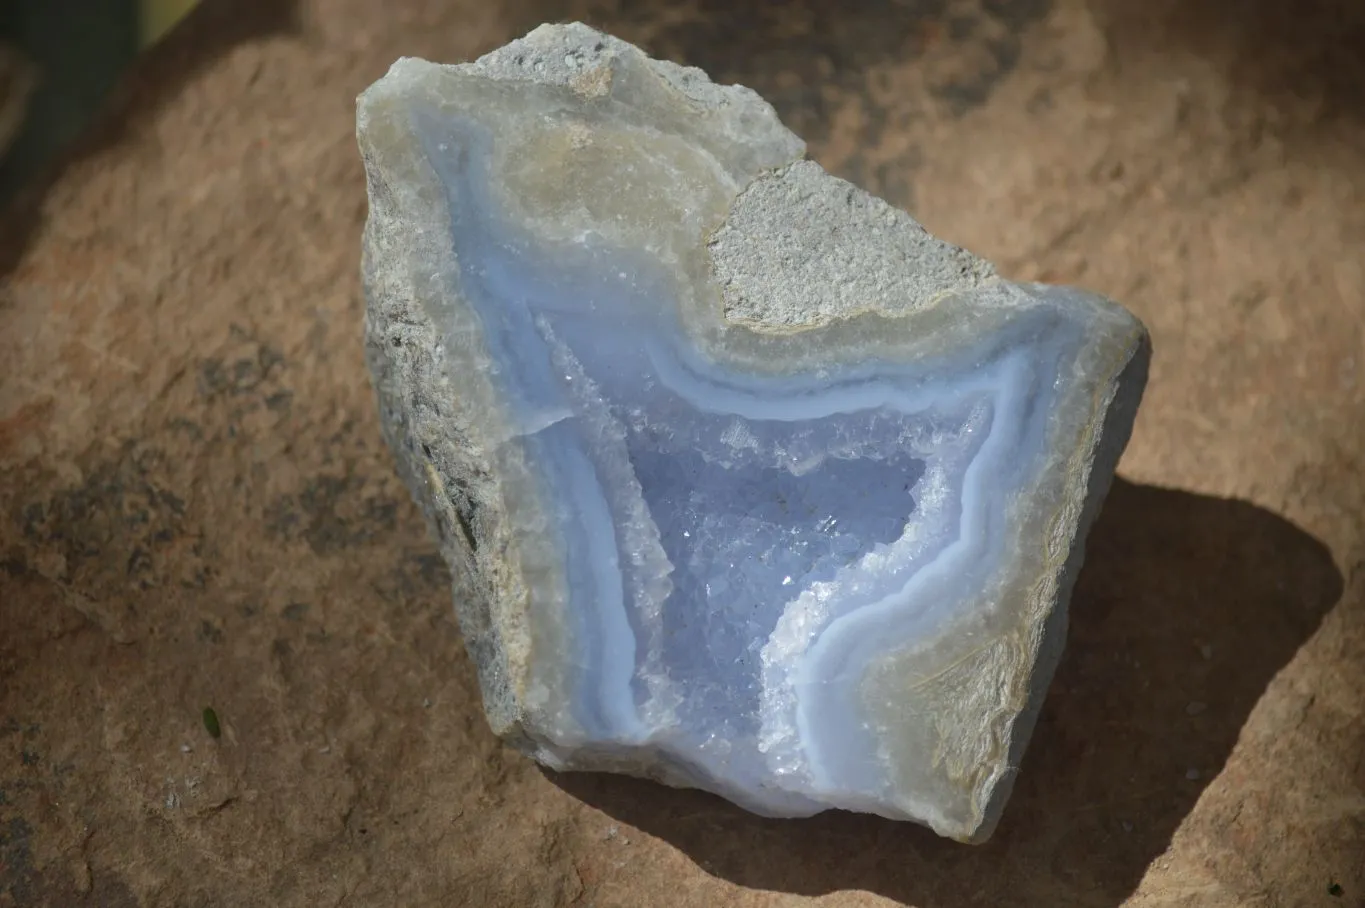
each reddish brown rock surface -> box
[1,1,1362,906]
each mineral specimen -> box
[357,23,1149,843]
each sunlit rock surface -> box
[357,23,1149,843]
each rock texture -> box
[358,23,1147,841]
[1,0,1361,905]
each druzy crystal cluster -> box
[357,23,1148,842]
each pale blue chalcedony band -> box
[416,110,1073,813]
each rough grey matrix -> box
[357,23,1149,842]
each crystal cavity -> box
[357,23,1149,842]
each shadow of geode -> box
[0,0,301,280]
[545,477,1343,905]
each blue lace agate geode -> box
[357,23,1149,842]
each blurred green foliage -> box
[0,0,197,206]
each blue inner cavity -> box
[628,439,924,726]
[415,109,1052,797]
[542,271,934,753]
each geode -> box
[357,23,1149,842]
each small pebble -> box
[1120,820,1134,833]
[1185,701,1207,716]
[180,743,192,754]
[1199,644,1213,660]
[423,698,432,709]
